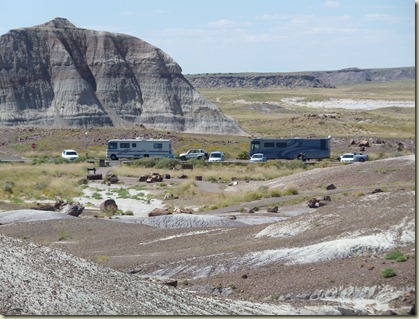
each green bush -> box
[58,230,69,241]
[385,250,408,262]
[3,180,14,194]
[381,268,397,278]
[283,187,298,195]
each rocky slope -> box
[186,67,415,89]
[0,18,245,135]
[0,155,415,315]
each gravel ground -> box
[0,155,416,315]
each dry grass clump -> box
[0,162,86,201]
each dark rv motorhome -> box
[106,138,174,160]
[249,136,331,160]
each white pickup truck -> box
[179,149,209,161]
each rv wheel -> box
[110,154,118,160]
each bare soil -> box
[0,154,415,315]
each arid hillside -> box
[0,154,415,315]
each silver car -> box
[249,153,267,163]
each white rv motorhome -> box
[106,138,174,160]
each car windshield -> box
[253,154,262,158]
[66,151,77,156]
[211,153,221,158]
[342,155,353,158]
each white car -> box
[61,149,79,161]
[249,153,267,163]
[340,152,368,163]
[208,151,224,162]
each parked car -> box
[179,149,208,161]
[340,152,368,164]
[208,151,224,162]
[352,152,369,161]
[61,149,79,161]
[249,153,267,163]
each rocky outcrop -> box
[186,67,415,89]
[0,18,246,135]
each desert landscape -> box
[0,96,415,315]
[0,18,415,316]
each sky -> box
[0,0,414,74]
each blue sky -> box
[0,0,414,74]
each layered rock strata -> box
[0,18,246,135]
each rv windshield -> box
[251,141,260,150]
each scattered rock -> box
[371,189,383,194]
[104,174,119,184]
[30,203,55,211]
[358,140,370,147]
[60,202,85,217]
[100,199,118,215]
[148,208,171,217]
[162,279,178,288]
[326,184,336,190]
[267,206,278,213]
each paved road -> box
[0,156,31,163]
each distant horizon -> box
[182,65,415,75]
[0,0,414,74]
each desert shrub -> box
[3,180,14,194]
[381,268,397,278]
[175,180,198,196]
[188,158,209,168]
[385,250,408,262]
[131,157,160,168]
[283,186,298,196]
[58,230,69,241]
[243,191,263,201]
[154,158,180,169]
[268,189,282,197]
[272,159,307,170]
[237,150,249,160]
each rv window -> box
[108,142,117,149]
[154,143,163,149]
[251,141,260,150]
[264,142,275,148]
[120,143,130,148]
[276,142,287,148]
[132,143,136,148]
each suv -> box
[179,149,208,161]
[61,149,79,161]
[340,152,368,164]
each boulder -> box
[105,174,119,184]
[100,199,118,215]
[267,206,279,213]
[243,208,254,214]
[358,140,370,147]
[60,202,85,217]
[326,184,336,190]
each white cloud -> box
[322,0,340,7]
[207,19,235,28]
